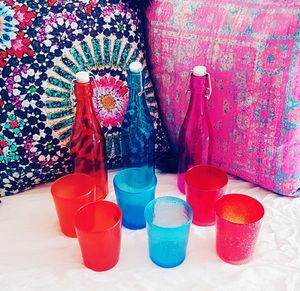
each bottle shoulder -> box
[179,115,210,139]
[122,105,154,125]
[71,115,103,139]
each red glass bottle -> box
[177,66,212,194]
[70,72,108,200]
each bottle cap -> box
[129,61,143,73]
[75,71,90,83]
[193,66,207,77]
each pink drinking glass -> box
[185,165,228,226]
[215,194,265,264]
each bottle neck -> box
[189,74,208,114]
[74,81,95,113]
[127,71,145,106]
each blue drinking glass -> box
[144,196,193,268]
[113,168,157,230]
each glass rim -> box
[51,173,95,200]
[113,171,157,194]
[144,196,193,230]
[74,200,122,233]
[215,193,265,225]
[185,164,228,192]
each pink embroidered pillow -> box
[147,0,300,196]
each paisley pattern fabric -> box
[0,0,168,196]
[147,0,300,196]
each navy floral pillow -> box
[0,0,168,196]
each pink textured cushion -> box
[147,0,300,196]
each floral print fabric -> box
[147,0,300,196]
[0,0,168,196]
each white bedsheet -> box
[1,171,300,291]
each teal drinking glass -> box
[144,196,193,268]
[113,168,157,230]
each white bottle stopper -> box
[129,61,143,73]
[193,66,207,77]
[75,71,90,83]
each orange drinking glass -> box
[74,201,122,272]
[51,173,95,237]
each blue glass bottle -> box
[121,61,155,174]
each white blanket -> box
[1,171,300,291]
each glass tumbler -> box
[215,193,265,264]
[74,200,122,271]
[51,173,95,237]
[185,165,228,226]
[144,196,193,268]
[114,168,157,229]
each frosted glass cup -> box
[215,194,265,264]
[74,201,122,271]
[51,173,95,237]
[144,196,193,268]
[185,165,228,226]
[114,168,157,229]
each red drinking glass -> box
[74,201,122,272]
[51,173,95,237]
[215,194,265,264]
[185,165,228,226]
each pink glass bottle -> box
[177,66,212,194]
[70,72,108,200]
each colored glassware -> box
[75,200,122,271]
[215,194,265,264]
[114,167,157,229]
[177,65,212,194]
[185,165,228,226]
[70,72,108,200]
[51,173,95,237]
[121,61,155,174]
[144,196,193,268]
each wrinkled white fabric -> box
[1,171,300,291]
